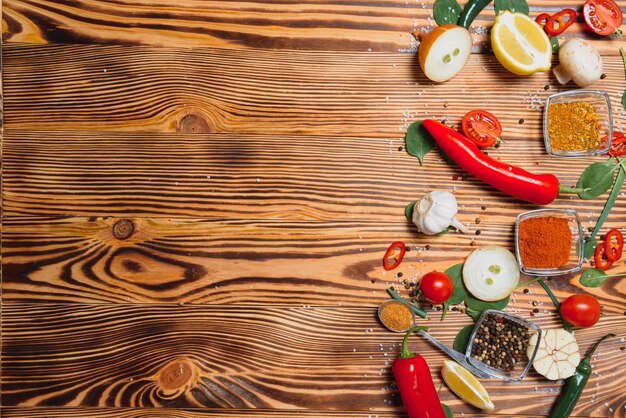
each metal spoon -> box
[417,329,492,380]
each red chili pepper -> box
[545,9,577,36]
[607,132,626,157]
[421,120,561,205]
[594,244,614,271]
[383,241,407,271]
[393,326,445,418]
[603,229,624,262]
[536,13,552,27]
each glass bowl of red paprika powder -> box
[514,209,584,276]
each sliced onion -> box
[463,246,520,301]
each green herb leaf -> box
[622,91,626,112]
[550,36,559,55]
[464,294,510,321]
[583,237,598,259]
[589,162,626,242]
[405,121,435,166]
[405,200,417,222]
[620,47,626,111]
[442,402,454,418]
[446,263,467,305]
[576,160,617,200]
[453,324,475,353]
[434,0,462,26]
[494,0,529,15]
[580,268,608,288]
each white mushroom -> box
[553,39,603,87]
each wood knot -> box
[179,113,211,134]
[156,359,199,398]
[112,219,134,240]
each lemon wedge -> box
[491,11,551,75]
[442,360,495,411]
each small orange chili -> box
[383,241,407,271]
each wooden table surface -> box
[2,1,626,417]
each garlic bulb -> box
[411,190,468,235]
[528,329,581,380]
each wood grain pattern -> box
[2,304,624,416]
[3,217,626,308]
[2,0,625,53]
[3,44,626,134]
[4,130,626,221]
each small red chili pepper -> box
[545,9,577,36]
[594,244,613,271]
[603,229,624,262]
[393,326,445,418]
[421,120,562,205]
[607,132,626,157]
[383,241,407,271]
[536,13,552,27]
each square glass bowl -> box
[543,90,612,157]
[515,209,584,276]
[465,310,542,382]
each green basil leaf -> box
[465,294,510,321]
[445,263,467,305]
[405,121,435,166]
[576,160,617,200]
[494,0,529,15]
[583,237,598,259]
[434,0,462,26]
[580,268,608,288]
[405,200,417,222]
[453,324,475,353]
[442,403,454,418]
[551,36,559,55]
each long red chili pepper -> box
[422,119,569,205]
[392,326,445,418]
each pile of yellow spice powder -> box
[548,101,601,151]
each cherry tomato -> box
[419,272,453,304]
[583,0,622,36]
[560,294,601,328]
[594,243,614,271]
[383,241,406,271]
[605,132,626,157]
[603,229,624,262]
[461,110,502,148]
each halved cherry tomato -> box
[545,9,577,36]
[605,132,626,157]
[594,243,613,271]
[604,229,624,262]
[583,0,623,36]
[383,241,406,271]
[461,110,502,148]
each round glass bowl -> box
[543,90,612,157]
[465,310,542,382]
[514,209,584,276]
[377,300,416,333]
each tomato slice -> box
[461,110,502,148]
[604,229,624,262]
[606,132,626,157]
[383,241,406,271]
[583,0,622,36]
[594,243,614,271]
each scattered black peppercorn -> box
[533,308,539,313]
[475,230,481,236]
[600,73,606,80]
[397,272,403,278]
[518,118,524,124]
[398,146,403,151]
[475,218,481,224]
[481,206,487,211]
[523,289,529,294]
[544,85,550,90]
[406,247,411,252]
[425,244,431,250]
[532,301,538,306]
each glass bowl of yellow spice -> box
[514,209,584,276]
[543,90,612,157]
[378,300,416,332]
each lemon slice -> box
[442,360,495,411]
[491,11,551,75]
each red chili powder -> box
[519,217,571,269]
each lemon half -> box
[491,11,551,75]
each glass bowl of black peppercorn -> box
[464,310,542,382]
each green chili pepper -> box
[458,0,492,28]
[548,333,616,418]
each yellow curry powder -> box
[548,102,601,151]
[380,302,413,331]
